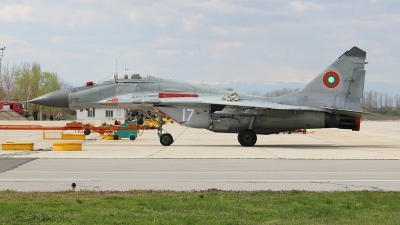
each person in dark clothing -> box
[137,115,144,125]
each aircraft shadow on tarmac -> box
[169,144,396,149]
[257,144,397,149]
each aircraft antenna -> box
[115,59,118,78]
[113,59,119,83]
[169,73,176,80]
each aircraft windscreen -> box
[97,75,116,84]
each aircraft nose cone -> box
[29,89,70,108]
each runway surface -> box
[2,158,400,191]
[1,120,400,191]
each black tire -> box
[84,129,91,135]
[160,133,174,146]
[113,134,119,140]
[166,133,174,144]
[237,129,257,147]
[129,135,136,140]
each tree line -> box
[0,62,73,120]
[361,91,400,111]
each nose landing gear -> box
[159,133,173,146]
[157,115,174,146]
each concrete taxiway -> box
[1,120,400,191]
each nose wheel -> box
[160,133,174,146]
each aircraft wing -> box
[148,96,326,125]
[149,96,326,112]
[148,96,392,118]
[151,97,394,121]
[322,107,393,120]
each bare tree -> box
[394,94,400,109]
[0,63,15,101]
[362,90,397,111]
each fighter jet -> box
[30,47,376,146]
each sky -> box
[1,0,399,92]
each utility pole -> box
[0,47,4,73]
[0,47,5,97]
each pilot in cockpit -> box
[131,74,141,79]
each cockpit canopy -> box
[97,73,150,85]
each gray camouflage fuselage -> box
[30,47,369,146]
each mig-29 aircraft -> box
[30,46,376,147]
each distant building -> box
[76,109,128,121]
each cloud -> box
[0,4,35,23]
[155,15,173,27]
[42,51,89,61]
[350,18,387,29]
[288,1,323,12]
[61,8,109,27]
[67,0,97,3]
[151,37,178,47]
[1,0,399,89]
[0,34,29,46]
[51,36,70,43]
[212,42,245,58]
[372,48,388,55]
[236,27,266,35]
[212,27,229,36]
[182,14,204,31]
[0,3,110,27]
[184,1,260,15]
[185,0,237,14]
[128,10,140,23]
[187,51,195,57]
[212,26,266,37]
[157,50,182,56]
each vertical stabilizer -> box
[297,47,367,111]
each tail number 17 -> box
[182,109,194,122]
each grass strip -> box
[1,189,400,224]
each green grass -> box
[1,190,400,224]
[384,110,400,119]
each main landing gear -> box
[157,115,174,146]
[237,129,257,147]
[237,116,257,147]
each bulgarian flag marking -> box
[323,71,340,88]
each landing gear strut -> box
[157,114,174,146]
[238,129,257,147]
